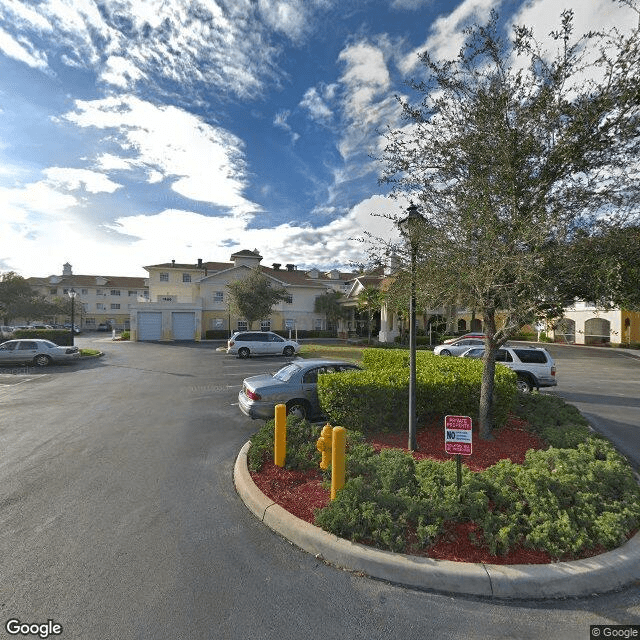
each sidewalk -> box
[234,441,640,599]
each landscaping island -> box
[247,349,640,565]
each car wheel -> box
[238,347,250,359]
[283,346,295,357]
[33,354,52,367]
[516,376,533,393]
[440,349,451,356]
[286,400,309,419]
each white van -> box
[227,331,299,359]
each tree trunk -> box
[478,310,498,440]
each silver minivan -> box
[227,331,299,359]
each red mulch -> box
[249,414,595,564]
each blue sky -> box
[0,0,635,277]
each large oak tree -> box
[377,5,640,438]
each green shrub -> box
[476,439,640,557]
[318,348,516,432]
[247,416,322,472]
[313,394,640,558]
[13,329,74,346]
[511,393,593,448]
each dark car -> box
[238,359,361,420]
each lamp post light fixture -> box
[68,288,77,346]
[397,202,426,451]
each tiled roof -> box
[27,275,147,288]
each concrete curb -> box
[234,441,640,599]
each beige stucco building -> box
[130,250,357,341]
[27,263,148,330]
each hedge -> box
[12,329,74,346]
[317,348,516,432]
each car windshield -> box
[273,363,301,382]
[41,340,57,348]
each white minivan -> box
[227,331,299,359]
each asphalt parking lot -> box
[0,338,638,639]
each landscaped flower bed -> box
[248,395,640,564]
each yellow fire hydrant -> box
[316,424,346,500]
[316,424,333,470]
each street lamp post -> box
[397,202,426,452]
[68,288,77,346]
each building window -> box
[160,273,169,282]
[128,290,137,296]
[96,289,103,295]
[285,295,293,304]
[260,320,271,332]
[96,303,105,310]
[50,288,57,295]
[213,319,224,329]
[315,318,324,331]
[213,291,224,303]
[110,303,120,310]
[182,273,191,283]
[160,296,174,302]
[237,320,248,332]
[111,289,121,296]
[85,318,96,326]
[81,289,88,295]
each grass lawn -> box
[298,342,370,363]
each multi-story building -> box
[130,250,358,341]
[27,263,148,330]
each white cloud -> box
[100,55,146,89]
[0,26,49,70]
[299,86,334,123]
[0,181,77,219]
[399,0,499,74]
[44,167,122,194]
[63,95,259,215]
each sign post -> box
[444,415,473,490]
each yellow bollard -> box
[274,404,287,467]
[331,426,346,500]
[316,424,333,470]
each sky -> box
[0,0,636,278]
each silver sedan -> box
[0,339,81,367]
[433,337,485,356]
[238,358,361,420]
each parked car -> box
[0,326,15,339]
[63,323,82,334]
[227,331,299,358]
[0,339,81,367]
[433,337,486,356]
[27,324,54,330]
[460,345,557,393]
[442,333,486,344]
[239,359,361,420]
[97,323,111,331]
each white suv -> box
[227,331,299,359]
[461,345,557,393]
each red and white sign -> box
[444,415,473,455]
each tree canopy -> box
[0,272,50,324]
[226,269,288,330]
[376,6,640,438]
